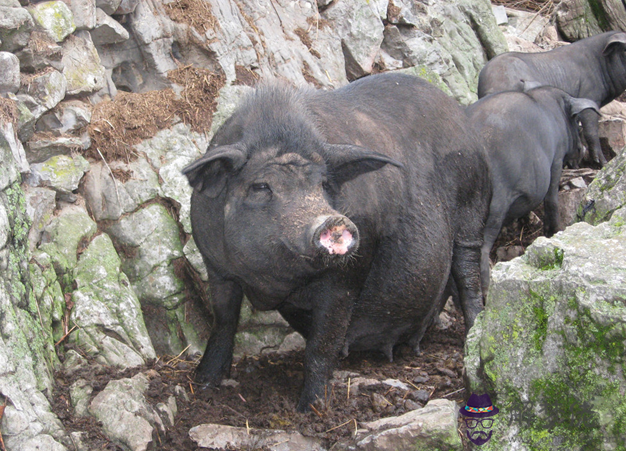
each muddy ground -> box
[53,302,472,450]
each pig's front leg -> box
[195,272,243,387]
[296,282,355,412]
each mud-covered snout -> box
[310,215,359,257]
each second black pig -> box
[466,85,598,293]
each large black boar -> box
[183,73,491,411]
[466,86,598,293]
[477,31,626,166]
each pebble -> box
[412,389,431,404]
[404,399,423,411]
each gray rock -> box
[70,379,94,417]
[62,30,107,95]
[555,0,604,42]
[200,0,258,84]
[69,432,90,451]
[90,7,130,45]
[189,423,326,451]
[26,153,90,195]
[336,399,462,450]
[323,0,384,79]
[20,435,68,451]
[580,147,626,225]
[277,331,306,354]
[96,0,122,16]
[114,0,139,15]
[0,120,28,178]
[24,185,57,251]
[465,206,626,450]
[136,123,208,233]
[71,233,157,367]
[19,69,67,112]
[25,133,85,164]
[39,204,98,271]
[208,0,346,88]
[0,123,21,190]
[599,117,626,157]
[14,30,64,72]
[156,396,177,427]
[0,51,20,94]
[105,202,187,313]
[502,7,550,44]
[7,92,47,142]
[89,373,163,451]
[0,181,67,451]
[36,99,92,135]
[28,0,76,42]
[558,187,586,229]
[81,157,160,221]
[182,237,208,281]
[64,0,97,30]
[0,4,35,52]
[106,203,184,277]
[492,4,508,25]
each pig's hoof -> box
[296,393,325,413]
[194,372,222,389]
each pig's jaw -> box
[319,227,354,255]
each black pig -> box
[477,31,626,166]
[466,86,599,294]
[183,73,491,411]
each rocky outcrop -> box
[556,0,626,41]
[464,147,626,450]
[579,144,626,225]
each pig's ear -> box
[324,144,404,186]
[182,146,246,197]
[567,97,600,117]
[602,32,626,56]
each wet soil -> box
[53,306,470,450]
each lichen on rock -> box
[465,206,626,450]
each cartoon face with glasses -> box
[459,393,499,446]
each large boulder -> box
[465,204,626,449]
[556,0,626,41]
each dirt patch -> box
[167,65,226,132]
[0,97,18,128]
[87,66,224,163]
[52,307,469,450]
[165,0,219,34]
[234,65,260,87]
[294,27,321,59]
[87,89,178,162]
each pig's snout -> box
[311,215,359,256]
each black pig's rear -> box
[184,73,491,411]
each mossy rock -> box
[465,207,626,450]
[579,147,626,226]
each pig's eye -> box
[322,179,337,195]
[251,182,271,193]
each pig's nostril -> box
[318,226,354,255]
